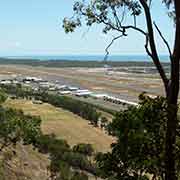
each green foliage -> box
[95,94,176,180]
[0,90,7,104]
[63,0,142,34]
[58,161,72,180]
[0,107,41,150]
[62,151,90,169]
[73,143,94,156]
[100,116,108,129]
[54,162,89,180]
[1,84,32,99]
[35,134,70,154]
[71,172,88,180]
[35,133,96,178]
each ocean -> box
[4,54,170,62]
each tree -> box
[73,143,94,156]
[63,1,180,179]
[0,90,7,104]
[0,107,41,151]
[96,94,180,180]
[100,116,108,129]
[71,172,88,180]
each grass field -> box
[4,99,113,152]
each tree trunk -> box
[165,99,178,180]
[165,1,180,179]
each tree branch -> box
[104,35,124,61]
[111,6,147,36]
[153,22,173,61]
[81,10,124,33]
[121,25,147,36]
[145,35,153,58]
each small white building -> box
[75,90,92,97]
[39,81,53,88]
[55,85,67,90]
[90,93,107,99]
[59,91,71,95]
[0,80,12,85]
[49,87,56,91]
[24,76,42,82]
[75,89,90,93]
[104,95,138,106]
[24,81,31,84]
[67,86,79,91]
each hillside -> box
[0,144,50,180]
[0,98,114,180]
[4,99,113,152]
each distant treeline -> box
[0,58,170,68]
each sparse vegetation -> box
[72,143,94,156]
[34,133,97,179]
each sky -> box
[0,0,175,56]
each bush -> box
[73,143,94,156]
[100,116,108,129]
[36,134,70,155]
[71,172,88,180]
[0,90,7,104]
[62,152,88,169]
[0,107,41,151]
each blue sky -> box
[0,0,174,56]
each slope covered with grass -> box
[4,99,113,152]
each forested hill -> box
[0,58,170,68]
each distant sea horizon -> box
[2,54,170,62]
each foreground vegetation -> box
[2,83,180,179]
[0,106,98,179]
[0,90,99,179]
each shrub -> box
[71,172,88,180]
[0,90,7,104]
[73,143,94,156]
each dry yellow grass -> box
[1,144,50,180]
[4,99,113,152]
